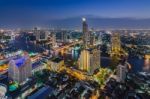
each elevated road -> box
[59,66,93,81]
[52,41,82,52]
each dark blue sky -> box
[0,0,150,28]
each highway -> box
[59,66,93,81]
[52,40,82,52]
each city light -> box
[0,0,150,99]
[82,17,86,22]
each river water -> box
[101,56,150,73]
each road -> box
[52,40,82,52]
[59,66,93,81]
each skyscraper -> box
[117,61,128,82]
[8,53,32,83]
[82,18,89,48]
[78,49,90,71]
[33,27,48,41]
[79,18,100,75]
[78,47,100,75]
[110,32,123,69]
[61,31,68,43]
[111,33,121,56]
[89,48,101,74]
[89,28,95,46]
[34,27,40,41]
[52,32,56,47]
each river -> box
[101,56,150,73]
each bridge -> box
[58,66,93,81]
[52,40,82,55]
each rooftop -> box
[51,57,63,63]
[32,61,42,69]
[14,56,28,67]
[0,83,7,97]
[28,86,54,99]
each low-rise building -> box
[28,86,54,99]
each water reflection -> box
[72,50,79,61]
[143,58,150,72]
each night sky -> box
[0,0,150,28]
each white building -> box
[8,54,32,83]
[117,61,128,82]
[0,83,7,99]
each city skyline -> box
[1,6,150,98]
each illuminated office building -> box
[111,33,121,56]
[61,31,68,42]
[33,27,48,41]
[8,53,32,83]
[52,32,56,47]
[34,27,40,41]
[89,29,95,46]
[79,18,100,74]
[78,49,90,71]
[117,61,128,82]
[78,48,100,75]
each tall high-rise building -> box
[78,49,90,71]
[33,27,48,41]
[52,32,56,47]
[61,31,68,43]
[117,61,128,82]
[89,29,95,46]
[89,48,101,74]
[8,53,32,83]
[111,33,121,56]
[78,47,100,75]
[79,18,101,74]
[34,27,40,41]
[82,18,89,48]
[97,33,102,45]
